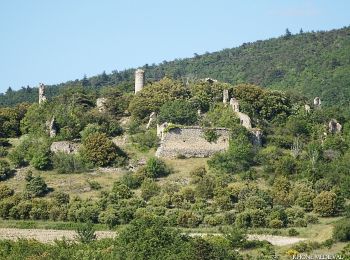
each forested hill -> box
[1,26,350,107]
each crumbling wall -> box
[155,126,230,158]
[50,141,80,154]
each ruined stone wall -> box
[156,126,230,158]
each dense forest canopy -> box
[1,26,350,107]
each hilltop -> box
[1,26,350,107]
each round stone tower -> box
[134,69,145,94]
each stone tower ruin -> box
[134,69,145,94]
[223,89,229,105]
[38,83,47,104]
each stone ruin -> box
[50,141,80,154]
[155,126,230,158]
[229,97,252,129]
[328,119,342,134]
[134,69,145,94]
[313,97,321,109]
[96,97,108,113]
[38,83,47,104]
[304,104,311,113]
[223,89,229,105]
[46,116,57,138]
[146,112,157,129]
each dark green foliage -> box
[158,99,198,125]
[111,181,133,199]
[129,77,190,119]
[313,191,340,217]
[288,228,300,236]
[8,136,51,170]
[202,104,238,128]
[141,178,160,201]
[115,215,191,259]
[75,222,97,244]
[52,152,86,174]
[333,218,350,242]
[144,157,172,178]
[87,180,102,190]
[0,160,12,181]
[25,176,48,197]
[203,128,220,143]
[208,133,254,174]
[80,132,126,167]
[130,129,159,151]
[0,185,14,199]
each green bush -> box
[333,219,350,242]
[52,152,86,174]
[130,129,159,151]
[87,180,101,190]
[0,160,12,181]
[288,228,300,236]
[25,176,48,197]
[269,219,284,229]
[75,222,96,244]
[177,210,202,228]
[120,173,143,189]
[141,178,160,201]
[0,185,14,199]
[313,191,338,217]
[0,147,8,157]
[80,132,125,167]
[144,157,172,178]
[111,181,133,199]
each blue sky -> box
[0,0,349,93]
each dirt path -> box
[188,233,306,246]
[0,228,116,243]
[0,228,306,246]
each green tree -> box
[158,99,198,125]
[80,132,124,167]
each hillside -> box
[1,26,350,107]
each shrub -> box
[75,222,96,244]
[87,180,101,190]
[190,166,207,184]
[141,178,160,201]
[203,129,219,143]
[333,219,350,242]
[269,219,284,229]
[51,191,70,205]
[304,213,319,224]
[25,176,48,197]
[112,181,133,199]
[30,150,51,170]
[130,129,159,151]
[80,123,104,141]
[52,152,86,174]
[120,173,143,189]
[0,147,8,157]
[80,132,125,167]
[288,228,300,236]
[144,157,172,178]
[0,185,14,199]
[0,160,12,181]
[177,210,202,228]
[313,191,338,217]
[195,175,215,199]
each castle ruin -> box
[38,83,47,104]
[134,69,145,93]
[156,126,230,158]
